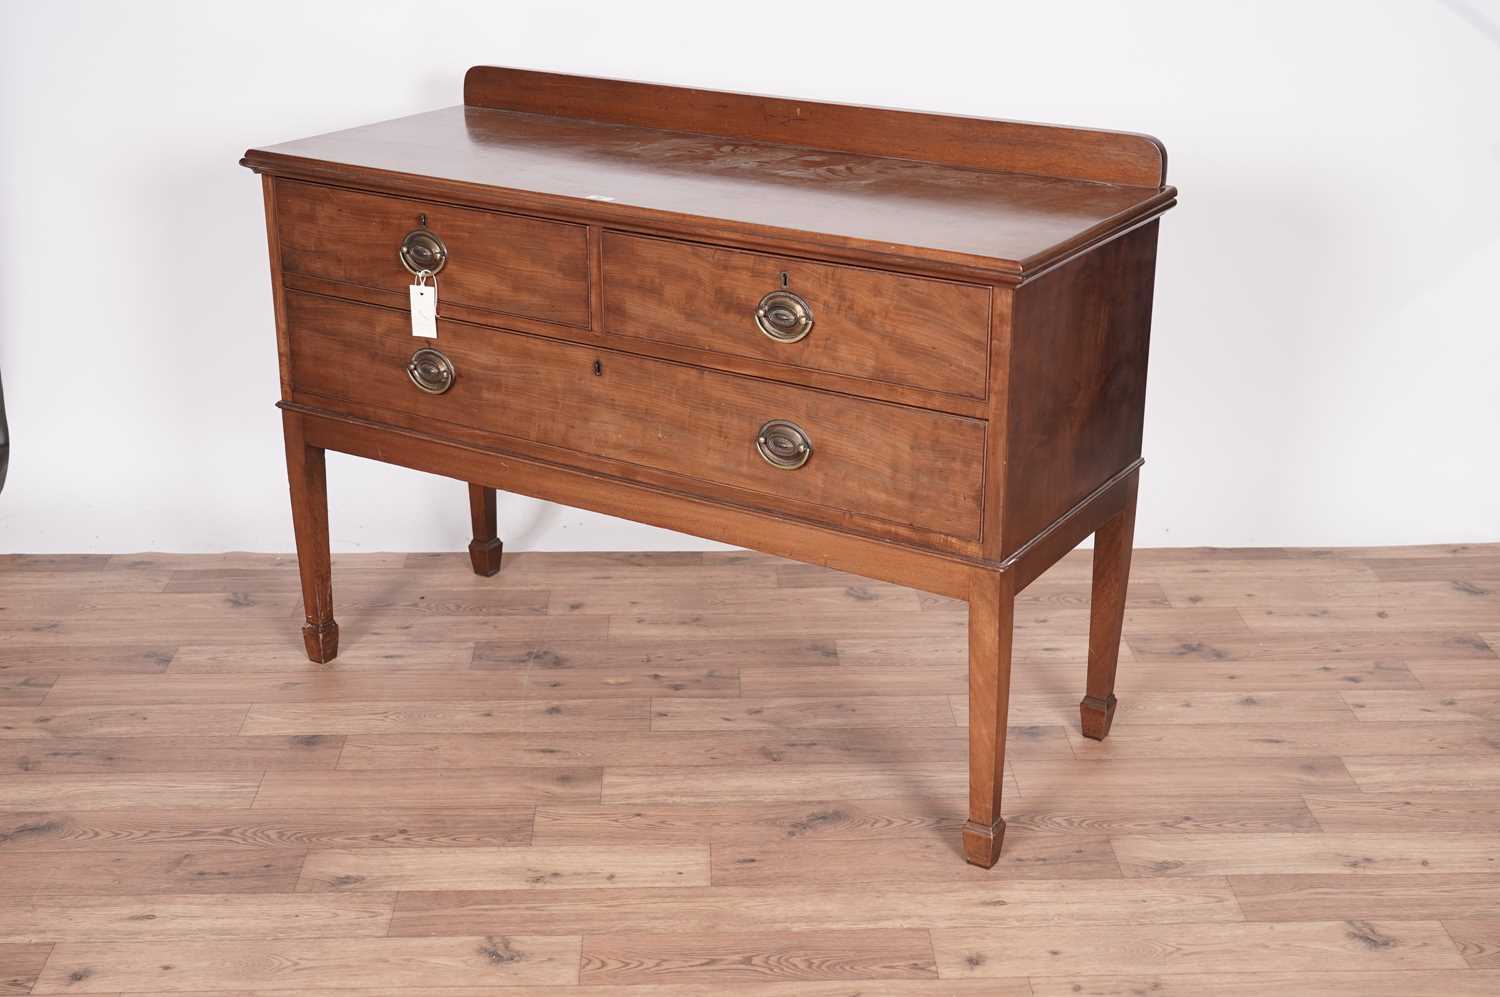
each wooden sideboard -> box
[241,67,1176,867]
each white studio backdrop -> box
[1,0,1497,555]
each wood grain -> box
[4,546,1498,993]
[932,920,1467,977]
[0,893,395,942]
[463,65,1168,187]
[31,935,581,992]
[242,698,648,736]
[1067,722,1495,759]
[604,761,1014,807]
[1343,755,1500,793]
[0,643,174,675]
[0,944,51,997]
[1014,757,1357,798]
[999,224,1156,556]
[0,807,534,852]
[0,674,53,707]
[1230,874,1500,922]
[533,798,970,846]
[42,670,531,706]
[251,767,601,809]
[711,833,1118,885]
[168,640,477,673]
[336,726,1036,772]
[953,690,1359,726]
[296,845,709,892]
[1028,970,1500,997]
[0,704,247,739]
[601,231,992,398]
[0,735,342,775]
[1114,832,1500,876]
[1001,794,1321,835]
[1446,917,1500,968]
[389,878,1239,936]
[1130,630,1498,664]
[648,696,958,731]
[1306,791,1500,832]
[0,773,260,812]
[245,89,1174,280]
[1343,690,1500,722]
[472,636,837,672]
[284,292,987,546]
[277,179,591,327]
[579,929,936,985]
[0,848,304,896]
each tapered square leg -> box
[467,483,504,576]
[965,568,1016,867]
[283,412,337,664]
[1080,475,1139,740]
[302,619,339,663]
[1079,693,1117,740]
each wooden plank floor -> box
[1,544,1498,995]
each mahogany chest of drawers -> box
[242,67,1176,867]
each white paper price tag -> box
[409,274,437,338]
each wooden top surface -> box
[243,68,1176,278]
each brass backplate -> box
[407,347,455,394]
[756,419,813,469]
[754,290,813,343]
[399,228,448,276]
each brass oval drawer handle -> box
[755,290,813,343]
[407,347,455,394]
[399,227,448,276]
[756,419,812,469]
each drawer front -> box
[286,293,985,541]
[602,232,991,398]
[276,181,591,327]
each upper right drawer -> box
[601,233,992,400]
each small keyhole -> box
[418,213,428,227]
[780,271,789,288]
[592,359,603,376]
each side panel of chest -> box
[998,222,1159,556]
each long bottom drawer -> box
[284,292,986,543]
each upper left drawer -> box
[274,180,591,328]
